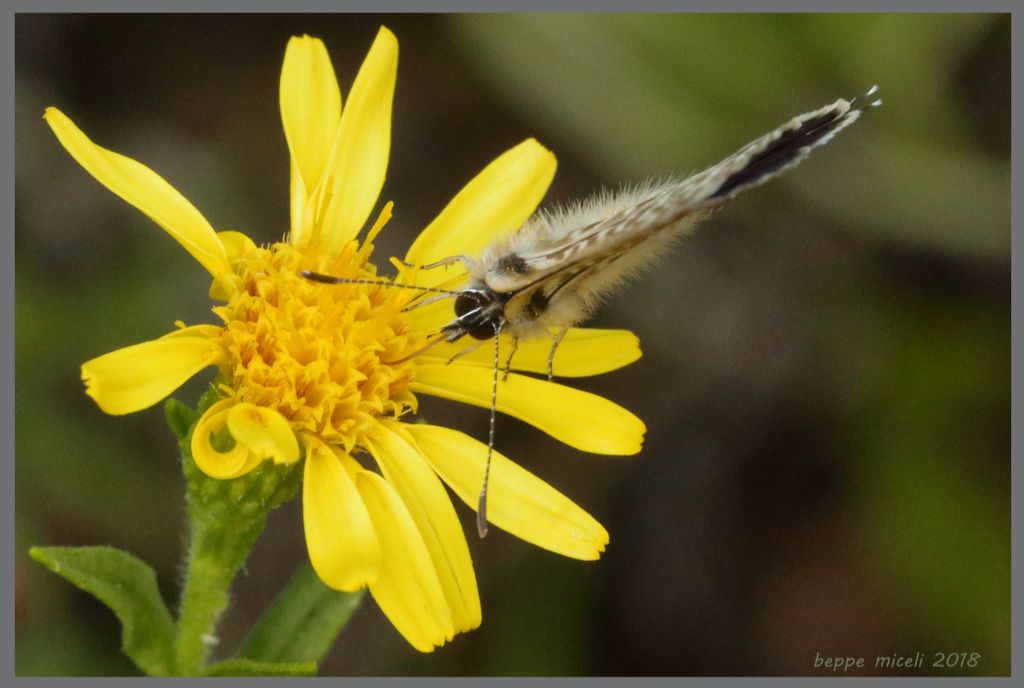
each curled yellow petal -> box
[411,364,645,455]
[423,327,642,378]
[216,230,258,268]
[356,470,454,652]
[314,26,397,257]
[406,424,609,560]
[81,327,223,415]
[208,231,255,300]
[302,438,380,592]
[191,399,263,480]
[365,422,481,633]
[43,108,231,281]
[226,403,300,465]
[404,138,556,287]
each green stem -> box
[173,503,267,675]
[167,393,302,676]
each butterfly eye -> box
[454,290,488,317]
[454,290,503,340]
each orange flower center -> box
[212,238,425,453]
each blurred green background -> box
[15,13,1009,676]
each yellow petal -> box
[43,108,231,280]
[191,399,263,480]
[226,403,300,465]
[81,327,223,415]
[404,139,556,287]
[411,364,645,455]
[288,156,310,247]
[302,438,380,591]
[164,323,224,340]
[364,422,481,633]
[315,27,397,257]
[280,35,342,203]
[406,424,609,560]
[423,328,642,378]
[356,470,454,652]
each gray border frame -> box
[8,1,1018,685]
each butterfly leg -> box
[401,292,453,312]
[398,254,475,271]
[447,339,485,365]
[384,332,448,365]
[547,327,569,381]
[501,336,519,380]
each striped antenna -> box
[301,270,463,297]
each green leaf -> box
[202,658,317,676]
[29,545,176,676]
[238,561,364,664]
[164,397,198,441]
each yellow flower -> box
[45,28,645,652]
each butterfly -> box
[305,85,881,537]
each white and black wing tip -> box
[850,84,883,111]
[706,84,881,201]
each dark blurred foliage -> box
[15,13,1009,676]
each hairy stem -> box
[173,503,266,675]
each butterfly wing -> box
[484,86,881,296]
[501,238,642,335]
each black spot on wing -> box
[524,288,550,320]
[495,253,531,275]
[709,108,848,200]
